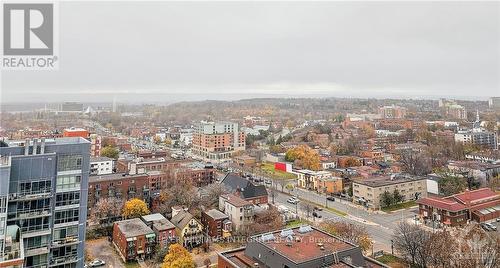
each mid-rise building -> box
[352,174,427,210]
[191,121,245,161]
[0,137,90,268]
[488,97,500,110]
[378,105,407,119]
[454,112,498,150]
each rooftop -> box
[115,218,154,238]
[222,194,252,207]
[221,173,268,199]
[353,174,425,188]
[204,209,228,220]
[90,156,114,162]
[141,213,167,222]
[257,226,355,263]
[89,172,147,182]
[417,188,500,212]
[448,160,500,170]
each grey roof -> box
[141,213,167,222]
[90,156,114,162]
[153,219,176,231]
[204,209,228,220]
[221,173,268,199]
[171,210,196,229]
[115,218,154,238]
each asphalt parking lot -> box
[86,238,126,268]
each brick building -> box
[192,121,245,161]
[201,209,231,239]
[417,188,500,227]
[140,214,177,248]
[112,218,156,261]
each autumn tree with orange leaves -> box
[285,145,321,170]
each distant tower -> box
[472,109,481,130]
[112,96,117,113]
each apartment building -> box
[0,137,90,268]
[296,170,331,190]
[201,209,231,239]
[378,105,407,119]
[112,218,156,262]
[455,130,498,150]
[191,121,245,161]
[352,174,427,210]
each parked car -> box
[314,206,323,211]
[484,222,497,231]
[287,197,300,204]
[312,211,322,218]
[265,180,272,185]
[326,196,335,201]
[88,259,106,267]
[481,223,492,231]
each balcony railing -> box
[9,191,52,200]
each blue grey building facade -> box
[0,138,90,268]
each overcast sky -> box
[1,1,499,103]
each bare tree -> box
[203,183,229,208]
[319,221,373,253]
[301,202,313,218]
[398,149,431,176]
[393,222,429,266]
[91,197,124,224]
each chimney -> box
[32,139,38,155]
[40,138,45,154]
[24,139,30,155]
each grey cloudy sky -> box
[1,1,499,103]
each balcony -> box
[25,246,50,257]
[49,255,78,266]
[51,236,79,247]
[9,191,52,201]
[12,209,51,220]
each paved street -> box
[271,187,417,252]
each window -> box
[56,175,81,191]
[53,225,79,242]
[54,208,79,224]
[57,155,83,172]
[55,192,80,207]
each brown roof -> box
[224,194,252,207]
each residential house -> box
[219,194,254,232]
[90,156,114,175]
[170,210,204,249]
[220,173,268,205]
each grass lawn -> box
[376,254,406,267]
[124,261,140,268]
[260,162,297,180]
[286,219,312,228]
[381,201,417,212]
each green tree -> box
[101,145,119,159]
[393,189,404,204]
[381,191,394,208]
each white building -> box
[90,156,114,175]
[219,194,254,231]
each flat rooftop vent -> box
[298,225,313,233]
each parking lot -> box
[86,238,127,268]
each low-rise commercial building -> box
[417,188,500,226]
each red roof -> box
[451,188,499,205]
[417,196,466,212]
[417,188,500,212]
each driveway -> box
[86,238,126,268]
